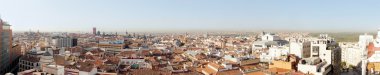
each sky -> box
[1,0,380,32]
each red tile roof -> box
[245,71,265,75]
[368,42,380,58]
[216,70,242,75]
[267,67,292,75]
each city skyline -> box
[3,1,380,75]
[1,0,380,32]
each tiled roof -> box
[267,67,292,74]
[173,49,185,54]
[130,69,171,75]
[104,57,120,64]
[368,42,380,58]
[245,71,265,75]
[89,49,104,54]
[78,62,95,72]
[203,67,218,75]
[20,56,40,62]
[215,70,242,75]
[118,51,136,57]
[54,55,65,65]
[209,62,223,69]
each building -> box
[0,18,13,74]
[252,32,288,50]
[52,37,77,48]
[340,42,367,67]
[39,51,55,71]
[10,44,22,62]
[42,65,64,75]
[358,34,373,75]
[261,32,281,41]
[289,41,311,58]
[200,62,236,75]
[308,34,341,75]
[268,46,289,60]
[18,55,41,72]
[72,38,78,47]
[366,29,380,75]
[93,27,96,35]
[359,33,374,47]
[97,40,125,49]
[298,57,331,75]
[367,51,380,75]
[269,55,299,70]
[17,64,65,75]
[9,44,21,73]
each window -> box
[312,46,319,53]
[255,45,263,47]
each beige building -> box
[97,44,125,49]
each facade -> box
[305,34,341,75]
[289,41,311,58]
[18,56,41,72]
[72,38,78,47]
[93,27,96,35]
[10,44,21,63]
[366,29,380,75]
[269,55,299,70]
[97,40,125,49]
[359,34,373,75]
[0,18,13,74]
[261,32,281,41]
[367,51,380,74]
[39,51,55,71]
[268,46,289,60]
[252,32,288,50]
[52,37,77,48]
[359,33,374,47]
[340,42,366,67]
[298,57,331,75]
[42,65,64,75]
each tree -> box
[349,65,355,70]
[341,62,347,69]
[340,62,347,72]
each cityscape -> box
[1,0,380,75]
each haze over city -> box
[1,0,380,32]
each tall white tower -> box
[374,28,380,47]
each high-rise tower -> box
[0,18,13,74]
[93,27,96,35]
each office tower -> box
[97,31,101,36]
[0,18,13,74]
[72,38,78,47]
[93,27,96,35]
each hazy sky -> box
[1,0,380,32]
